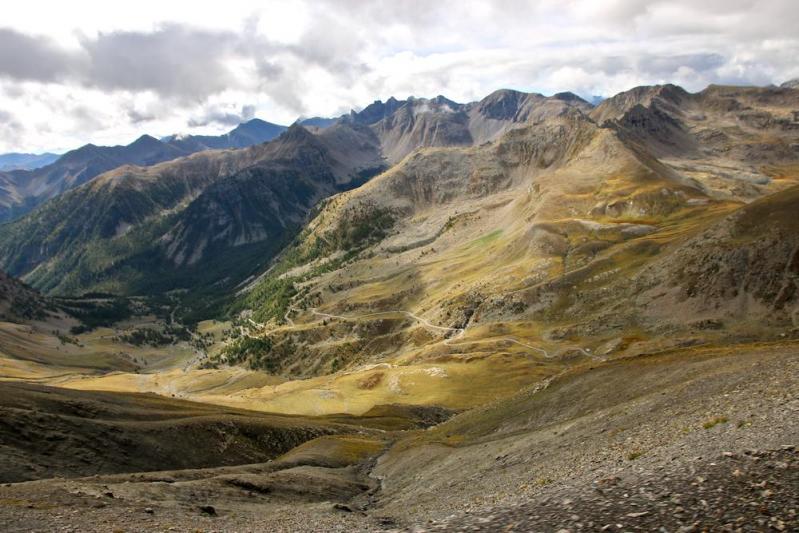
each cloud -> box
[0,108,26,145]
[1,0,798,152]
[188,104,257,127]
[0,25,259,100]
[0,28,81,83]
[126,108,157,124]
[83,25,271,101]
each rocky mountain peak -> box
[129,134,163,148]
[552,91,590,104]
[280,122,316,143]
[589,83,689,124]
[350,97,408,125]
[475,89,530,120]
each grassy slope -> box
[0,381,449,483]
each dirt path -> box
[308,307,601,360]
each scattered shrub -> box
[702,416,729,429]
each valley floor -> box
[0,341,796,531]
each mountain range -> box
[1,81,798,531]
[0,152,60,171]
[227,83,799,375]
[0,118,287,222]
[0,90,597,314]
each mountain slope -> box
[374,342,798,530]
[0,89,590,308]
[0,135,192,222]
[0,269,53,323]
[632,183,799,329]
[0,124,384,314]
[6,83,799,334]
[593,83,799,201]
[228,83,799,381]
[0,381,384,483]
[0,152,59,171]
[0,119,287,223]
[231,103,709,375]
[354,90,593,163]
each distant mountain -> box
[299,117,338,129]
[781,78,799,89]
[349,96,408,125]
[0,123,384,318]
[308,89,586,164]
[0,135,188,222]
[0,119,287,223]
[0,152,60,171]
[163,118,287,152]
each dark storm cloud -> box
[126,107,157,124]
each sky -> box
[0,0,798,153]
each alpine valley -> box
[1,82,798,532]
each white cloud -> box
[0,0,797,152]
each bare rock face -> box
[474,89,530,121]
[373,99,473,163]
[589,84,687,125]
[350,90,593,164]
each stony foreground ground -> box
[410,447,797,532]
[1,344,797,531]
